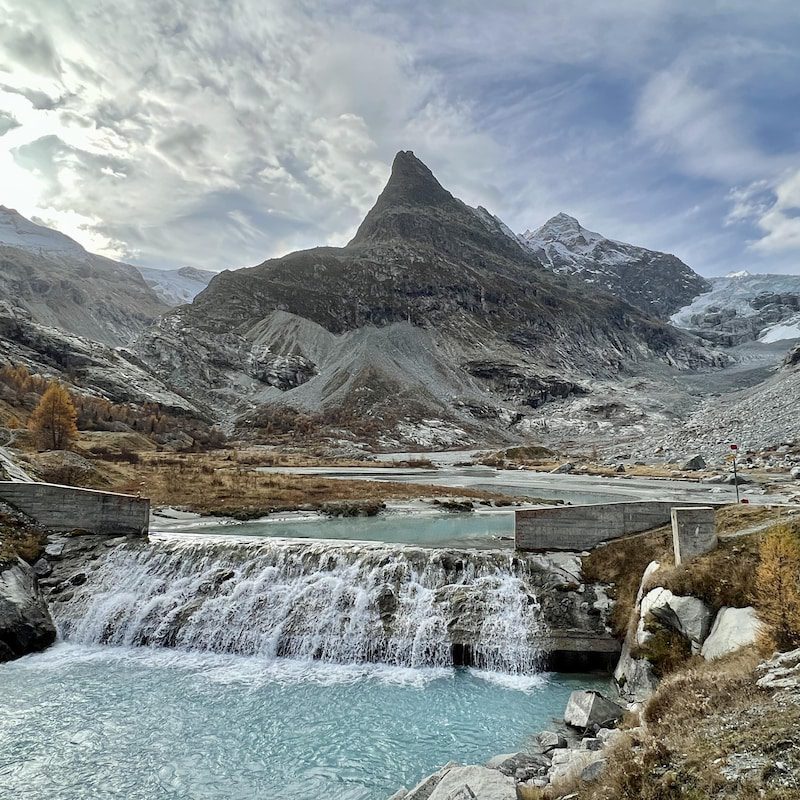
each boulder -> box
[638,588,713,652]
[564,690,624,730]
[486,751,550,780]
[427,766,516,800]
[682,454,707,471]
[756,648,800,691]
[0,557,56,661]
[791,466,800,480]
[614,642,658,703]
[549,749,607,785]
[701,607,762,660]
[537,731,568,750]
[32,557,52,578]
[550,462,575,474]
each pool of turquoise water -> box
[0,643,607,799]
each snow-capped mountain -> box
[137,265,215,307]
[671,271,800,345]
[518,213,710,318]
[0,206,166,345]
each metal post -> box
[731,444,740,503]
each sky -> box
[0,1,799,276]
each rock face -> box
[136,152,718,444]
[0,206,167,345]
[0,302,197,414]
[519,213,709,319]
[701,606,762,660]
[638,588,713,653]
[563,690,624,729]
[0,557,56,661]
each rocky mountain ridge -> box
[519,213,710,319]
[0,206,166,346]
[135,151,722,446]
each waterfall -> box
[53,537,549,673]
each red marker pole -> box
[730,444,740,503]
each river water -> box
[0,525,608,799]
[1,644,602,800]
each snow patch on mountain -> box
[518,213,709,318]
[0,206,86,255]
[137,266,215,307]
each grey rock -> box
[580,737,602,750]
[638,588,713,652]
[682,454,706,471]
[791,466,800,480]
[564,690,624,730]
[537,730,568,750]
[701,607,762,660]
[32,558,51,578]
[0,558,56,661]
[551,462,575,474]
[427,766,515,800]
[44,542,64,558]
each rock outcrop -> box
[701,606,762,660]
[0,557,56,661]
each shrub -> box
[755,524,800,651]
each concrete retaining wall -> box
[0,482,149,536]
[672,506,717,565]
[515,501,716,552]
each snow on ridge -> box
[0,206,86,255]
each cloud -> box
[0,110,20,136]
[0,28,61,77]
[732,169,800,255]
[0,0,797,276]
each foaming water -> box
[53,537,548,673]
[0,643,605,800]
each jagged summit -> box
[349,151,526,262]
[137,150,717,447]
[348,150,462,245]
[373,150,453,209]
[519,212,709,318]
[522,213,602,252]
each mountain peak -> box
[348,151,460,245]
[378,150,453,208]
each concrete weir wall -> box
[0,482,149,536]
[516,501,695,552]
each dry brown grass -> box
[104,452,521,517]
[578,648,800,800]
[582,527,672,638]
[0,513,46,567]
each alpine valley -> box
[2,151,800,455]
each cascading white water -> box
[53,537,548,673]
